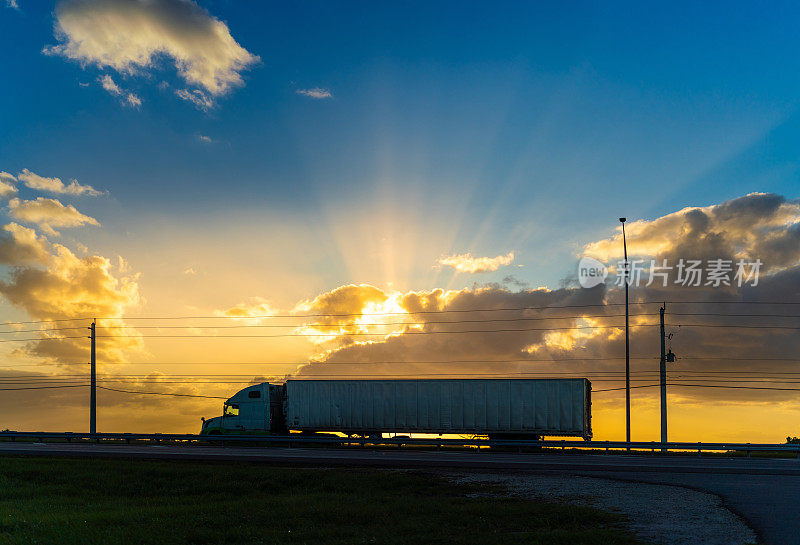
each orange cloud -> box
[292,284,412,349]
[0,223,51,264]
[0,222,141,363]
[215,298,275,322]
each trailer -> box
[201,378,592,440]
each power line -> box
[2,300,800,329]
[96,385,227,399]
[1,379,797,397]
[672,323,800,330]
[0,378,694,386]
[0,375,653,381]
[0,356,661,367]
[0,370,664,377]
[82,313,656,330]
[0,314,635,335]
[89,311,800,329]
[668,312,800,318]
[656,300,800,305]
[6,373,800,384]
[5,321,800,342]
[0,310,796,335]
[668,383,800,392]
[8,355,800,368]
[16,367,800,377]
[93,319,800,339]
[594,384,661,392]
[0,335,86,343]
[97,324,661,339]
[0,384,88,391]
[594,382,800,393]
[100,303,638,320]
[1,315,798,337]
[0,371,669,378]
[677,357,800,361]
[9,375,800,385]
[0,317,91,327]
[0,326,88,335]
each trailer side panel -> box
[285,378,591,438]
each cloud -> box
[502,275,529,289]
[584,193,800,269]
[0,171,17,199]
[0,187,143,412]
[45,0,259,103]
[293,283,611,370]
[215,298,275,322]
[99,74,122,95]
[6,0,18,9]
[438,251,515,273]
[196,134,212,144]
[0,233,142,363]
[296,87,333,99]
[125,93,142,107]
[0,184,138,364]
[175,88,214,110]
[8,197,101,236]
[288,194,800,408]
[0,223,52,265]
[98,74,142,108]
[0,214,185,431]
[295,284,389,317]
[16,168,103,197]
[292,284,406,342]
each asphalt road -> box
[1,442,797,544]
[583,469,797,545]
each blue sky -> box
[1,0,799,299]
[4,1,800,437]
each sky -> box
[1,0,800,441]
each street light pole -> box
[619,217,630,446]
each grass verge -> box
[0,456,642,544]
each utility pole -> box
[660,305,667,451]
[89,319,96,434]
[620,217,630,446]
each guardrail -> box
[0,431,798,457]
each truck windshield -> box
[223,403,239,416]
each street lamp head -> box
[619,217,626,223]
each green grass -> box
[0,456,642,545]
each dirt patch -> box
[445,471,756,545]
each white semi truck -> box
[201,378,592,440]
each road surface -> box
[1,442,796,544]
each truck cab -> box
[200,382,285,435]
